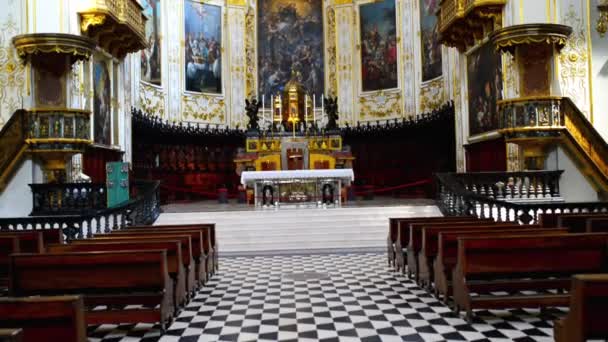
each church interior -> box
[1,0,608,341]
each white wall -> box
[0,158,42,218]
[590,7,608,142]
[545,146,599,202]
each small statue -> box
[324,95,339,131]
[245,97,262,132]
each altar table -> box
[241,169,354,208]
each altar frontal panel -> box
[257,0,324,103]
[359,0,398,92]
[185,0,222,94]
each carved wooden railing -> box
[0,180,160,241]
[0,110,28,191]
[448,170,563,201]
[498,96,608,193]
[436,172,608,224]
[29,183,106,216]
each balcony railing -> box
[438,0,505,51]
[29,183,106,216]
[448,170,563,202]
[79,0,146,59]
[436,172,608,224]
[0,180,160,242]
[498,96,608,190]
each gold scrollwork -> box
[182,95,226,123]
[359,91,402,119]
[327,7,337,96]
[244,7,257,98]
[11,33,96,65]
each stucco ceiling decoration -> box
[437,0,506,52]
[79,0,148,59]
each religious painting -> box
[257,0,324,104]
[467,41,503,136]
[359,0,398,92]
[184,0,222,94]
[140,0,161,85]
[420,0,442,81]
[93,58,112,145]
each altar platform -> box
[157,198,441,254]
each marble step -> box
[157,204,442,253]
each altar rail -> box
[0,180,160,241]
[29,183,106,216]
[436,172,608,224]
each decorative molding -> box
[139,82,166,118]
[244,6,256,98]
[359,90,402,120]
[12,33,96,65]
[0,12,25,130]
[419,77,445,113]
[182,94,226,123]
[327,7,337,97]
[490,23,572,55]
[558,5,590,119]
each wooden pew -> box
[405,219,494,280]
[433,228,568,303]
[452,233,608,321]
[392,217,484,274]
[387,216,443,267]
[90,234,198,292]
[0,229,63,250]
[587,218,608,232]
[0,329,22,342]
[557,213,608,233]
[417,223,535,287]
[47,240,187,308]
[0,295,86,342]
[121,225,213,281]
[554,274,608,342]
[0,237,20,290]
[142,223,218,273]
[104,230,207,285]
[0,232,43,253]
[538,212,608,231]
[155,223,218,274]
[9,250,174,329]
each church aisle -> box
[88,253,563,342]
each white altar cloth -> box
[241,169,354,186]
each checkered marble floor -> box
[88,253,567,342]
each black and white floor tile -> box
[88,253,566,342]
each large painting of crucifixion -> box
[257,0,324,104]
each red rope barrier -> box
[353,179,432,195]
[160,184,240,198]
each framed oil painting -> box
[185,0,222,94]
[140,0,161,85]
[93,57,112,146]
[257,0,324,104]
[420,0,442,82]
[359,0,398,92]
[467,41,503,136]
